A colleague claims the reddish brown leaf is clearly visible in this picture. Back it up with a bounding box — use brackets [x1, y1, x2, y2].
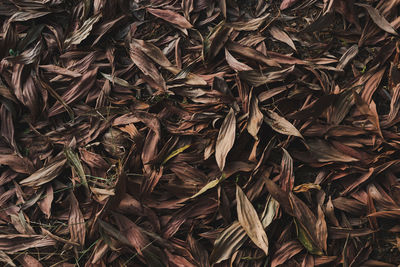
[147, 8, 193, 29]
[68, 193, 86, 246]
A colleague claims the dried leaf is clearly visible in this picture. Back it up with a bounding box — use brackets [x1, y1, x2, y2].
[270, 26, 296, 51]
[225, 48, 252, 71]
[129, 43, 166, 91]
[357, 4, 398, 36]
[19, 158, 66, 187]
[236, 185, 269, 256]
[271, 241, 303, 267]
[264, 109, 303, 138]
[247, 90, 263, 140]
[68, 193, 85, 246]
[215, 108, 236, 171]
[147, 8, 192, 29]
[64, 13, 102, 47]
[289, 193, 324, 255]
[209, 221, 247, 264]
[307, 139, 358, 162]
[280, 0, 300, 10]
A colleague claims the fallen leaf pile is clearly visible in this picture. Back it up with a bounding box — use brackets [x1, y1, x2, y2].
[0, 0, 400, 266]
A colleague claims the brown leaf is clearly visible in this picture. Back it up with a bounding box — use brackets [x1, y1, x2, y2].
[225, 13, 270, 31]
[337, 45, 358, 71]
[225, 48, 252, 71]
[280, 0, 300, 10]
[205, 23, 233, 63]
[271, 240, 303, 267]
[48, 68, 98, 117]
[19, 158, 66, 187]
[147, 8, 192, 29]
[270, 26, 296, 51]
[129, 43, 166, 91]
[263, 109, 303, 138]
[18, 254, 42, 267]
[68, 193, 85, 246]
[114, 213, 150, 256]
[279, 148, 295, 192]
[236, 186, 269, 256]
[226, 41, 280, 67]
[37, 185, 53, 219]
[64, 13, 102, 47]
[239, 66, 295, 87]
[209, 221, 247, 264]
[289, 192, 324, 254]
[0, 234, 56, 253]
[215, 108, 236, 171]
[247, 90, 263, 140]
[357, 4, 398, 36]
[307, 139, 358, 162]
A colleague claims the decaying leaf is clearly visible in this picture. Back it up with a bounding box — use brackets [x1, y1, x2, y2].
[68, 193, 85, 246]
[357, 4, 398, 36]
[247, 90, 263, 139]
[1, 0, 399, 265]
[264, 109, 303, 138]
[64, 13, 102, 47]
[215, 108, 236, 171]
[236, 186, 269, 256]
[147, 8, 192, 29]
[280, 0, 300, 10]
[19, 158, 66, 187]
[210, 221, 247, 264]
[270, 26, 296, 51]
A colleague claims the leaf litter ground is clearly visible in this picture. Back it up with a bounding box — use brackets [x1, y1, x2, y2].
[1, 0, 400, 266]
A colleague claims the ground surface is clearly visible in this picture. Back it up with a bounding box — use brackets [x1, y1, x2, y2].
[0, 0, 400, 266]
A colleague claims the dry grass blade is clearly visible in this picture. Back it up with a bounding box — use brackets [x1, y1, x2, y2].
[236, 185, 269, 256]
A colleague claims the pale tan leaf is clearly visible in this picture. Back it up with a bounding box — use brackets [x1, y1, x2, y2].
[236, 186, 269, 255]
[215, 108, 236, 171]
